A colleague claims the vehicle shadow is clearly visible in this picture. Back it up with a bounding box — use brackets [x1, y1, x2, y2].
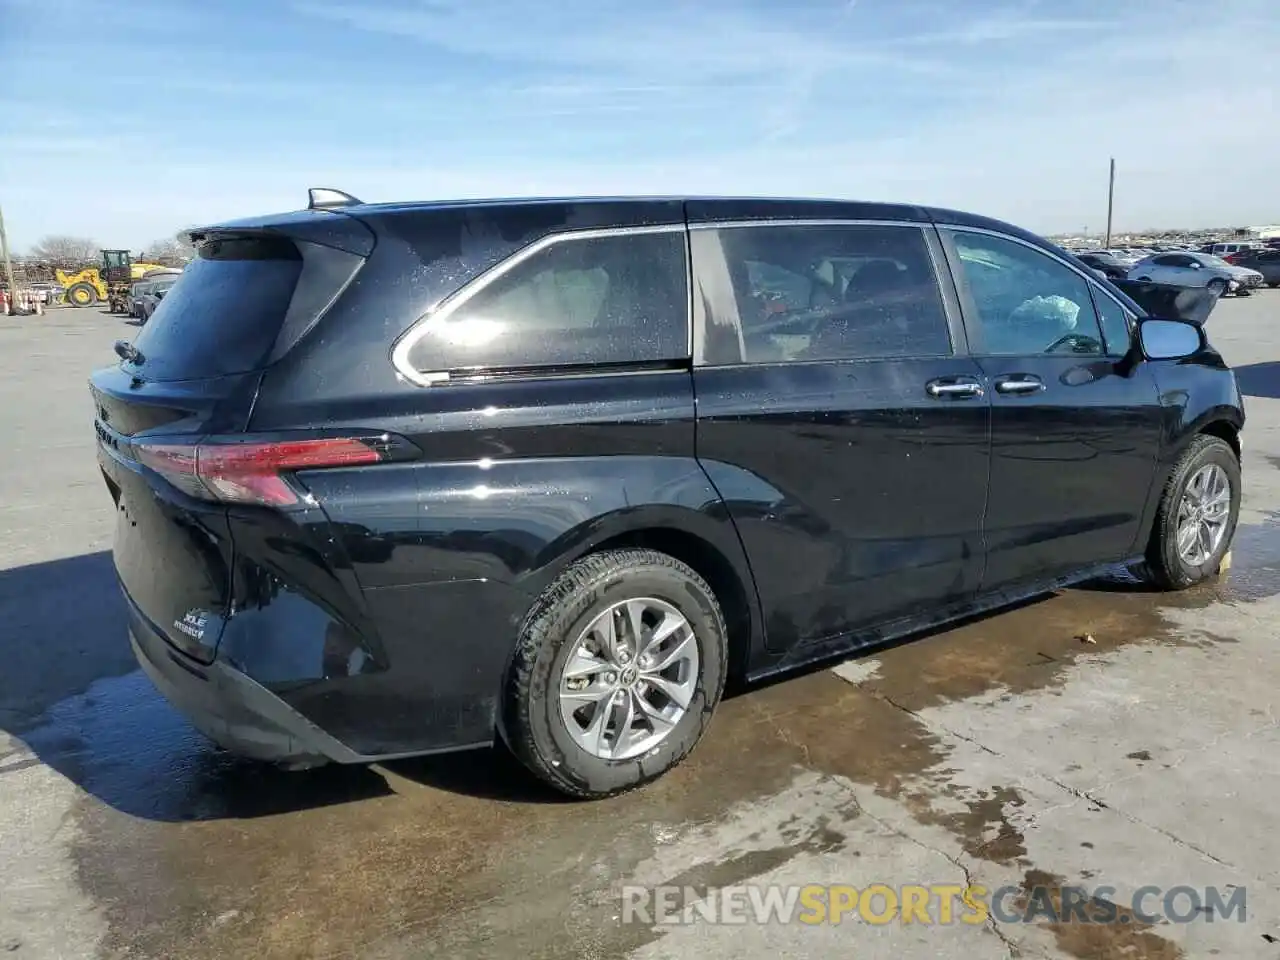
[1232, 361, 1280, 400]
[382, 747, 573, 804]
[0, 550, 395, 822]
[0, 550, 1172, 819]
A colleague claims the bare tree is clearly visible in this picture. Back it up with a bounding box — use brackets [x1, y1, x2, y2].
[142, 230, 196, 263]
[28, 235, 100, 264]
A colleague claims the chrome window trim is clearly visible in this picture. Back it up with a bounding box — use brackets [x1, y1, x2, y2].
[390, 223, 690, 388]
[937, 222, 1134, 348]
[688, 218, 929, 231]
[936, 222, 1129, 297]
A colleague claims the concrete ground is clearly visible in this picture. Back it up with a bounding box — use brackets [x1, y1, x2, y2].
[3, 296, 1280, 959]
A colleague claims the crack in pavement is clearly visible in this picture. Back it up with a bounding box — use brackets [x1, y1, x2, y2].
[870, 680, 1280, 881]
[828, 777, 1032, 960]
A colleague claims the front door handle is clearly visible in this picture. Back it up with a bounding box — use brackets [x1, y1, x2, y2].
[926, 378, 984, 399]
[993, 374, 1045, 395]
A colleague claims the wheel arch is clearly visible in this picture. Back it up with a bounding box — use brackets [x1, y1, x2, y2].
[1135, 409, 1243, 558]
[524, 504, 763, 680]
[1197, 417, 1241, 460]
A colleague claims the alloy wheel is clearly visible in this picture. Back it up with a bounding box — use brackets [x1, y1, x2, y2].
[1176, 463, 1231, 567]
[558, 597, 699, 760]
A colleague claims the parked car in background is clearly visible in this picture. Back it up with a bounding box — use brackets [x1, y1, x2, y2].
[1075, 251, 1130, 280]
[1225, 248, 1280, 287]
[1200, 241, 1263, 258]
[129, 281, 154, 318]
[137, 276, 179, 323]
[27, 282, 64, 305]
[1128, 252, 1264, 296]
[1100, 248, 1142, 265]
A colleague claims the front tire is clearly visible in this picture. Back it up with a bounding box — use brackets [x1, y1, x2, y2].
[503, 548, 728, 799]
[1207, 278, 1228, 297]
[65, 282, 97, 307]
[1144, 435, 1240, 590]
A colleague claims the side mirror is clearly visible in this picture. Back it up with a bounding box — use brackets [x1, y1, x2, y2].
[1138, 318, 1203, 361]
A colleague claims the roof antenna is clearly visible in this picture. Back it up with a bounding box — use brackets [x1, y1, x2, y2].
[308, 187, 363, 210]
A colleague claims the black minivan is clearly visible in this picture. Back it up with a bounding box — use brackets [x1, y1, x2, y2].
[91, 191, 1244, 798]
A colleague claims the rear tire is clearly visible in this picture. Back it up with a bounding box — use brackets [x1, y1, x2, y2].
[1143, 435, 1240, 590]
[503, 548, 728, 799]
[65, 282, 97, 307]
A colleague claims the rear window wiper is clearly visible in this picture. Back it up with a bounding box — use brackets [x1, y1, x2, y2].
[114, 340, 145, 365]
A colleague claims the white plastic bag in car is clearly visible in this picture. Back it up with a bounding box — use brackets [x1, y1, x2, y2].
[1010, 294, 1081, 330]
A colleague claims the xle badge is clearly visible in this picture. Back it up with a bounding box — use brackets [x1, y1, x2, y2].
[174, 609, 210, 641]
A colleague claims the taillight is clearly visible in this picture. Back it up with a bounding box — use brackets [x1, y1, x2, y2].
[134, 437, 390, 506]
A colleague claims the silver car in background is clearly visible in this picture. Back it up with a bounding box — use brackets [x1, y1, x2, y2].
[1128, 251, 1265, 297]
[128, 281, 155, 318]
[137, 276, 179, 323]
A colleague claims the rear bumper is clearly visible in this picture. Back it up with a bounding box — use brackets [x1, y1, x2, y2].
[128, 599, 364, 767]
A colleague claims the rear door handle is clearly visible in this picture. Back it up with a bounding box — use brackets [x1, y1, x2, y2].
[925, 377, 984, 399]
[993, 374, 1045, 395]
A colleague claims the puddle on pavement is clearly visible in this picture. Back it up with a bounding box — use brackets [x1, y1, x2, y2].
[1014, 869, 1187, 960]
[45, 519, 1280, 959]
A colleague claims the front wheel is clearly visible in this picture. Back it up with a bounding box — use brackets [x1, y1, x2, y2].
[1207, 278, 1228, 297]
[1143, 435, 1241, 590]
[503, 548, 728, 799]
[64, 282, 97, 307]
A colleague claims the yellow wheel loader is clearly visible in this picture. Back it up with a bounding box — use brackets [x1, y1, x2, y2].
[56, 253, 171, 308]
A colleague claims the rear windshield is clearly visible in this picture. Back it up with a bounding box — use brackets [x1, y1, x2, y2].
[128, 235, 302, 381]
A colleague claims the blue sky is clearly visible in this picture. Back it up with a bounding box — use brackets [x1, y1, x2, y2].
[1, 0, 1277, 251]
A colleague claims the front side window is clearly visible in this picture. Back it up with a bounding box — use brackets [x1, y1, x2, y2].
[404, 230, 688, 375]
[695, 223, 951, 365]
[951, 231, 1105, 357]
[1091, 288, 1134, 357]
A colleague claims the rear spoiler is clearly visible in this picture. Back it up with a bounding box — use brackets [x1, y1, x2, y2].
[1112, 279, 1221, 326]
[186, 206, 375, 258]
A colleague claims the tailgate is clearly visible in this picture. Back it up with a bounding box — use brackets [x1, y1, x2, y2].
[91, 365, 260, 662]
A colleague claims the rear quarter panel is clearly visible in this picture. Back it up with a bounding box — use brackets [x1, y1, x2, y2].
[245, 366, 761, 754]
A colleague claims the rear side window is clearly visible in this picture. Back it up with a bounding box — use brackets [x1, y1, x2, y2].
[129, 236, 302, 381]
[402, 229, 688, 376]
[694, 223, 952, 365]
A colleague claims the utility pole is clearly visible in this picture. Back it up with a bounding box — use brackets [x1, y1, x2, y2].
[1104, 157, 1116, 248]
[0, 204, 16, 315]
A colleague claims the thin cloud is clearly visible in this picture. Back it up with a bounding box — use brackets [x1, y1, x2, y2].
[1, 0, 1277, 249]
[291, 0, 949, 80]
